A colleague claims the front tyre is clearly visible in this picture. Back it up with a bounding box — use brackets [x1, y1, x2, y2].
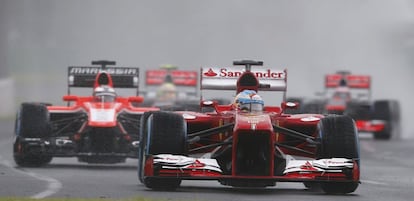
[138, 111, 187, 190]
[13, 137, 53, 167]
[13, 103, 53, 167]
[316, 115, 360, 194]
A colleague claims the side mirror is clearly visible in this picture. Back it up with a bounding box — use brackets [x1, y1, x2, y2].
[200, 100, 217, 108]
[63, 95, 78, 102]
[281, 101, 299, 110]
[128, 96, 144, 103]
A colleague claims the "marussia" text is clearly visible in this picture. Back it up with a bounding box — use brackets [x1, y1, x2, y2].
[70, 67, 138, 75]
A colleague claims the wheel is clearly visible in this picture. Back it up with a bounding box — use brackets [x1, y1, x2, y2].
[316, 115, 360, 194]
[13, 103, 52, 167]
[344, 102, 371, 120]
[13, 137, 53, 167]
[137, 111, 156, 183]
[15, 103, 51, 138]
[372, 100, 400, 140]
[138, 111, 187, 190]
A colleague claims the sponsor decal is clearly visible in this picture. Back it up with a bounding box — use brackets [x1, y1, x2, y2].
[90, 108, 115, 122]
[146, 70, 197, 86]
[69, 67, 138, 75]
[300, 161, 318, 171]
[188, 159, 206, 168]
[325, 74, 370, 88]
[203, 68, 284, 79]
[284, 158, 353, 174]
[182, 113, 196, 120]
[244, 115, 266, 131]
[300, 116, 320, 122]
[246, 116, 266, 124]
[203, 68, 218, 77]
[154, 154, 222, 173]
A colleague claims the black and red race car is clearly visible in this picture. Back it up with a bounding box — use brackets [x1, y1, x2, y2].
[13, 60, 158, 167]
[137, 60, 360, 194]
[139, 66, 201, 111]
[140, 65, 231, 111]
[288, 71, 400, 140]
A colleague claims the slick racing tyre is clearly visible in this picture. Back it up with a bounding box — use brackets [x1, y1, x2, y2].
[138, 111, 156, 183]
[344, 102, 371, 120]
[138, 111, 187, 190]
[13, 137, 53, 167]
[372, 100, 401, 140]
[13, 103, 53, 167]
[316, 115, 360, 194]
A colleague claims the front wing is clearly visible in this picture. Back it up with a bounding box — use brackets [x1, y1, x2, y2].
[144, 154, 359, 182]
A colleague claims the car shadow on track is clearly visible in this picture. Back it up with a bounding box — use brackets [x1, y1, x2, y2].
[16, 158, 138, 171]
[139, 182, 360, 197]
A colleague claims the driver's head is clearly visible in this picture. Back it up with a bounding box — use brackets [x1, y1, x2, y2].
[233, 90, 264, 112]
[93, 85, 116, 102]
[156, 82, 177, 102]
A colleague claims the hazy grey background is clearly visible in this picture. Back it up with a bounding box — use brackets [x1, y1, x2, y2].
[1, 0, 413, 138]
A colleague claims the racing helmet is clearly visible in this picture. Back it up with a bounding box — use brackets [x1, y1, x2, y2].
[93, 85, 116, 102]
[156, 82, 177, 102]
[233, 90, 264, 112]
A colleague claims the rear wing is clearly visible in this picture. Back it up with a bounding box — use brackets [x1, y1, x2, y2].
[145, 70, 197, 86]
[201, 67, 287, 91]
[325, 74, 370, 89]
[143, 69, 199, 99]
[67, 66, 140, 94]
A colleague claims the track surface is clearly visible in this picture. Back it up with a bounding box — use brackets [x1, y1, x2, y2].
[1, 119, 413, 201]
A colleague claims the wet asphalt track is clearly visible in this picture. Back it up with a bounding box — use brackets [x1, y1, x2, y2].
[1, 118, 413, 201]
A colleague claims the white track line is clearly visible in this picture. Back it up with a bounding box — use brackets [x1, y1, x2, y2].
[0, 155, 62, 199]
[361, 179, 388, 186]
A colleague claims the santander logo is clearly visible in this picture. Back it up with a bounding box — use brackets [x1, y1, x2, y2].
[203, 68, 284, 79]
[203, 68, 217, 77]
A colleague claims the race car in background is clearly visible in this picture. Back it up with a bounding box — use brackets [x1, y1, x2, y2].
[287, 71, 400, 140]
[13, 60, 158, 167]
[140, 64, 231, 111]
[137, 60, 360, 194]
[139, 65, 200, 111]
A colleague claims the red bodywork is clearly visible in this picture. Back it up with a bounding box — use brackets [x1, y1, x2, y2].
[49, 70, 158, 127]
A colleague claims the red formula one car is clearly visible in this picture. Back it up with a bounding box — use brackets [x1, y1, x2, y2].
[13, 60, 158, 167]
[137, 60, 360, 194]
[288, 71, 400, 140]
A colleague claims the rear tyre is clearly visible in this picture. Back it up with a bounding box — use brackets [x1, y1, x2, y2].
[316, 115, 360, 194]
[372, 100, 400, 140]
[138, 111, 187, 190]
[13, 103, 53, 167]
